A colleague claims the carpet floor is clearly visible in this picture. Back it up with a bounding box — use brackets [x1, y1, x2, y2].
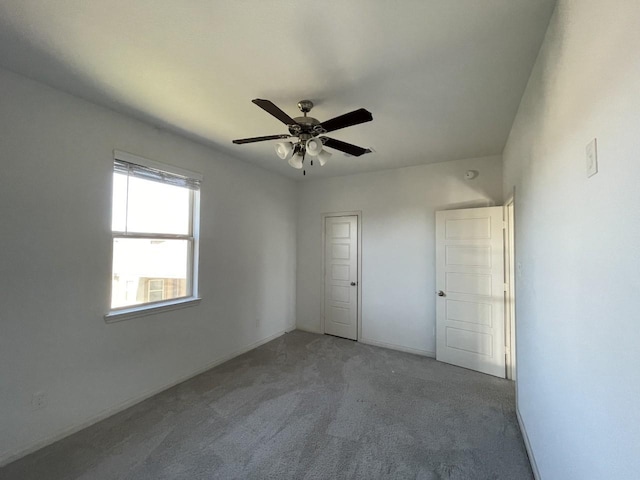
[0, 331, 533, 479]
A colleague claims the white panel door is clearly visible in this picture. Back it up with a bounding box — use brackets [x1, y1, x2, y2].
[435, 207, 505, 378]
[324, 216, 358, 340]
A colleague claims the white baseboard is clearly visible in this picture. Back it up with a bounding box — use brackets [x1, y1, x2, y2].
[0, 329, 288, 467]
[517, 406, 541, 480]
[294, 330, 436, 359]
[294, 325, 322, 334]
[359, 337, 436, 358]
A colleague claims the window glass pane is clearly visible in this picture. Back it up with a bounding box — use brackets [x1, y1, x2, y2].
[126, 176, 190, 235]
[111, 238, 189, 309]
[112, 172, 128, 232]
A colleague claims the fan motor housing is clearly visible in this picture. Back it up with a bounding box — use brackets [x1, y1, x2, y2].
[289, 115, 323, 137]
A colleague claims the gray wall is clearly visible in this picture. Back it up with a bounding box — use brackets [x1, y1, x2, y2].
[0, 67, 297, 464]
[503, 1, 640, 478]
[296, 156, 503, 355]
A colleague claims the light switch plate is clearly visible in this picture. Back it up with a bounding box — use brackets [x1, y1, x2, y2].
[586, 138, 598, 177]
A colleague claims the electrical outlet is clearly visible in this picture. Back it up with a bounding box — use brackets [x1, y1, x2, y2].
[31, 392, 46, 411]
[586, 138, 598, 177]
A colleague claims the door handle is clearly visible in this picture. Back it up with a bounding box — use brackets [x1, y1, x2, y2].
[437, 290, 446, 297]
[351, 282, 357, 286]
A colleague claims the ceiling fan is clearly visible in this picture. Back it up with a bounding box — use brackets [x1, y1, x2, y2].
[232, 99, 373, 175]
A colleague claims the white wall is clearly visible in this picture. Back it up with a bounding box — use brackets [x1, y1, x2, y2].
[0, 67, 297, 465]
[503, 1, 640, 478]
[296, 156, 503, 355]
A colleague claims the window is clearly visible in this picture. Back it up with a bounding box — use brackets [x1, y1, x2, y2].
[108, 150, 201, 317]
[147, 279, 165, 302]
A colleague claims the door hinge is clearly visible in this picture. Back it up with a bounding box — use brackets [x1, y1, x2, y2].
[504, 283, 508, 292]
[503, 221, 507, 229]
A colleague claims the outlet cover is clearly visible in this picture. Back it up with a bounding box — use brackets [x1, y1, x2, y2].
[586, 138, 598, 177]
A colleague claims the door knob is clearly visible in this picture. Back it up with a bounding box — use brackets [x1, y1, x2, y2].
[437, 290, 445, 297]
[351, 282, 357, 286]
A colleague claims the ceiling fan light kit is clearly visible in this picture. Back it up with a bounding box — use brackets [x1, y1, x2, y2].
[288, 154, 303, 169]
[317, 149, 331, 166]
[305, 137, 324, 156]
[275, 142, 293, 160]
[233, 99, 373, 175]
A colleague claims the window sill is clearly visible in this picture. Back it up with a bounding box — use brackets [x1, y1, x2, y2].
[104, 297, 201, 323]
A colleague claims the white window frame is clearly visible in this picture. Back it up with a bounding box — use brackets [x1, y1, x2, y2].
[105, 150, 202, 322]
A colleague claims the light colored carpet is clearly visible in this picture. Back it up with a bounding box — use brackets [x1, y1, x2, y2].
[0, 331, 533, 479]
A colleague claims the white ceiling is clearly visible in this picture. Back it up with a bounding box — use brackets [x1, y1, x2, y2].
[0, 0, 556, 180]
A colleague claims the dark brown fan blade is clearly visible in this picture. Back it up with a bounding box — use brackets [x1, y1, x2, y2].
[322, 137, 371, 157]
[319, 108, 373, 133]
[232, 134, 292, 144]
[252, 99, 298, 125]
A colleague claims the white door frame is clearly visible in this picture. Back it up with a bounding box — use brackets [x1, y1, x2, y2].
[321, 211, 362, 341]
[504, 191, 517, 381]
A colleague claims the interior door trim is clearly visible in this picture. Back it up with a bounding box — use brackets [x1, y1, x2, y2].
[504, 188, 517, 382]
[321, 211, 362, 341]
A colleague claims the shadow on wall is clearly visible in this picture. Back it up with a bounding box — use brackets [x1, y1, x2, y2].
[436, 171, 500, 211]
